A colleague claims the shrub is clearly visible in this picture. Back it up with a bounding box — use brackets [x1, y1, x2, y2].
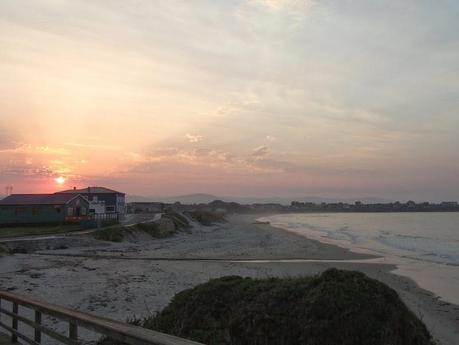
[186, 210, 226, 226]
[93, 221, 178, 242]
[0, 244, 11, 256]
[93, 226, 125, 242]
[163, 211, 190, 229]
[135, 222, 167, 238]
[100, 269, 434, 345]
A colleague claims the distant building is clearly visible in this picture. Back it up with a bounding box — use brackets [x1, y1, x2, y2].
[0, 193, 90, 225]
[406, 200, 416, 208]
[441, 201, 458, 207]
[128, 202, 165, 213]
[57, 187, 126, 215]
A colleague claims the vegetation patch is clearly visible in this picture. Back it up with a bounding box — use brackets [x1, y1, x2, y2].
[99, 269, 434, 345]
[186, 210, 226, 226]
[0, 224, 82, 239]
[93, 220, 179, 242]
[135, 222, 171, 238]
[163, 210, 190, 229]
[93, 225, 126, 242]
[0, 244, 11, 256]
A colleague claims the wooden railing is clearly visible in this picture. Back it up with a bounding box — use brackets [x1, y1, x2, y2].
[0, 290, 203, 345]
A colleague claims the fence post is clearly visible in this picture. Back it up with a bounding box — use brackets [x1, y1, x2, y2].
[69, 321, 78, 341]
[34, 310, 42, 343]
[12, 302, 18, 343]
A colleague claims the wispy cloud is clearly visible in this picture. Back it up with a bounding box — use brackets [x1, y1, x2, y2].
[0, 0, 458, 198]
[0, 127, 19, 151]
[185, 134, 204, 143]
[250, 146, 270, 161]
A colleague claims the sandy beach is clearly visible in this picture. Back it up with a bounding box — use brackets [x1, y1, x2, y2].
[1, 214, 458, 344]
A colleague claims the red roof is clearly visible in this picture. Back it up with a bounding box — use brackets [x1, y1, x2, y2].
[57, 187, 124, 195]
[0, 194, 88, 206]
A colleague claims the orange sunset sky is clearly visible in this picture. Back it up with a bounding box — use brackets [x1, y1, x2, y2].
[0, 0, 458, 201]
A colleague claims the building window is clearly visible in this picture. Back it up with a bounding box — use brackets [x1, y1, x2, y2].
[67, 207, 74, 216]
[15, 207, 25, 215]
[55, 206, 61, 213]
[81, 207, 87, 216]
[106, 206, 115, 212]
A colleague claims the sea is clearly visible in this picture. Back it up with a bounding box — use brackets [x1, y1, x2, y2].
[258, 212, 459, 305]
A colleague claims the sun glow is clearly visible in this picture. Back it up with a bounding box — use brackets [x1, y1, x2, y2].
[55, 176, 66, 185]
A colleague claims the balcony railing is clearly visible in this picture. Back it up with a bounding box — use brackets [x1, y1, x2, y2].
[0, 290, 203, 345]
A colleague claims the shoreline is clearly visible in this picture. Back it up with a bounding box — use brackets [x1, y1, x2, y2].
[256, 212, 459, 305]
[248, 214, 459, 344]
[0, 214, 457, 344]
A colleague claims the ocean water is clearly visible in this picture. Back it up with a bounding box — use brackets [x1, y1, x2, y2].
[259, 212, 459, 304]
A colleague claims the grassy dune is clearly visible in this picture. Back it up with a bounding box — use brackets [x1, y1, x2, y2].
[100, 269, 434, 345]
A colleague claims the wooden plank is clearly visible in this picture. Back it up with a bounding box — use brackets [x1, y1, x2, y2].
[68, 322, 77, 341]
[0, 308, 76, 345]
[0, 291, 203, 345]
[11, 304, 17, 343]
[0, 331, 18, 345]
[0, 321, 39, 345]
[34, 310, 41, 343]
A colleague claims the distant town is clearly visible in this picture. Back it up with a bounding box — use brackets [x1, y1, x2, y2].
[1, 186, 458, 227]
[0, 187, 459, 226]
[129, 199, 459, 215]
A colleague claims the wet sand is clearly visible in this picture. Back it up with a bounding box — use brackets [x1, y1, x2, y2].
[0, 214, 458, 344]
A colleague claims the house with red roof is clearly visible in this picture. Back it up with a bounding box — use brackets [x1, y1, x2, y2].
[0, 186, 125, 225]
[57, 187, 126, 215]
[0, 193, 90, 225]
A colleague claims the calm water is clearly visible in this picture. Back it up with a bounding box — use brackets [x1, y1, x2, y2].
[260, 212, 459, 304]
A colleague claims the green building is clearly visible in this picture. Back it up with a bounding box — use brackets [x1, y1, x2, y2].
[0, 193, 90, 225]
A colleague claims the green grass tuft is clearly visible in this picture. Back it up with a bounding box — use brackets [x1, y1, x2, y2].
[93, 220, 179, 242]
[0, 244, 11, 256]
[93, 225, 126, 242]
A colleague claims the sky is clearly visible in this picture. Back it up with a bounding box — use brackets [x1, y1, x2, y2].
[0, 0, 458, 201]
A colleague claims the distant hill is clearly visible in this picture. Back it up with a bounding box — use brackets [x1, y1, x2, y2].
[127, 193, 394, 205]
[127, 193, 220, 204]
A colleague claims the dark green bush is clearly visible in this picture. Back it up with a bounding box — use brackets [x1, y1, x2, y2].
[93, 221, 178, 242]
[0, 244, 11, 256]
[163, 211, 190, 229]
[93, 226, 125, 242]
[135, 222, 161, 236]
[186, 210, 226, 226]
[100, 269, 434, 345]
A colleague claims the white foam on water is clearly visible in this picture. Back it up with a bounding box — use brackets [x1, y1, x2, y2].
[259, 212, 459, 305]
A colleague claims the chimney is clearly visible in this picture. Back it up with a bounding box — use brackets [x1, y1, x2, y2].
[73, 186, 76, 190]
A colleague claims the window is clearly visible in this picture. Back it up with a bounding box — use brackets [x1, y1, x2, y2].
[15, 207, 25, 215]
[67, 207, 74, 216]
[106, 206, 115, 212]
[81, 207, 87, 216]
[55, 206, 61, 213]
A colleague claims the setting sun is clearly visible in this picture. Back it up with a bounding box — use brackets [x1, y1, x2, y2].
[55, 176, 65, 185]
